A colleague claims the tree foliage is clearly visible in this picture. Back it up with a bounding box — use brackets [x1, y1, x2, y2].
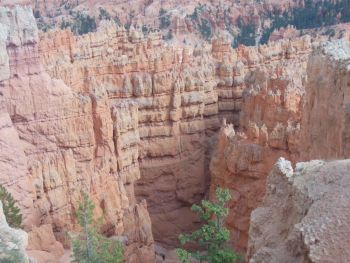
[187, 4, 212, 40]
[159, 8, 171, 29]
[232, 17, 256, 48]
[99, 8, 111, 20]
[71, 193, 123, 263]
[199, 19, 212, 40]
[60, 11, 97, 35]
[0, 185, 22, 229]
[176, 188, 241, 263]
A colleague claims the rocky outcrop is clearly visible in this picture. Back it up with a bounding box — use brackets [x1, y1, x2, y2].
[0, 6, 154, 262]
[0, 5, 38, 230]
[0, 201, 34, 263]
[248, 158, 350, 263]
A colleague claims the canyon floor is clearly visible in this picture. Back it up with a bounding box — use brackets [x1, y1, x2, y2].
[1, 1, 350, 263]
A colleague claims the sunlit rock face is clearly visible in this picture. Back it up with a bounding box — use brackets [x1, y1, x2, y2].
[37, 22, 218, 247]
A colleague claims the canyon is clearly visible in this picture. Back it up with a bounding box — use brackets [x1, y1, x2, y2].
[1, 2, 350, 263]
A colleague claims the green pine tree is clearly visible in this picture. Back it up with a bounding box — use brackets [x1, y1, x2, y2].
[71, 192, 123, 263]
[0, 185, 22, 228]
[176, 188, 242, 263]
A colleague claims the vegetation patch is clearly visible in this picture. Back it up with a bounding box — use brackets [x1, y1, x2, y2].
[176, 188, 242, 263]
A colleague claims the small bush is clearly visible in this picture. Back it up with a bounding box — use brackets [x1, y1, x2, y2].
[142, 25, 150, 35]
[60, 11, 97, 35]
[73, 12, 97, 35]
[324, 28, 335, 37]
[163, 30, 173, 40]
[71, 193, 123, 263]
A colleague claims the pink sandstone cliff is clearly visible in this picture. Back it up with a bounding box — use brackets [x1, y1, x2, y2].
[3, 7, 311, 255]
[0, 6, 154, 263]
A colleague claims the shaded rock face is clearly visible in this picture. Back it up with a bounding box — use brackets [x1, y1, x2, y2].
[209, 38, 350, 253]
[248, 158, 350, 263]
[0, 201, 35, 263]
[0, 7, 154, 262]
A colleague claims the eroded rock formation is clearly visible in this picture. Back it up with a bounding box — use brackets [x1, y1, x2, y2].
[0, 6, 154, 262]
[209, 39, 350, 254]
[0, 3, 339, 256]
